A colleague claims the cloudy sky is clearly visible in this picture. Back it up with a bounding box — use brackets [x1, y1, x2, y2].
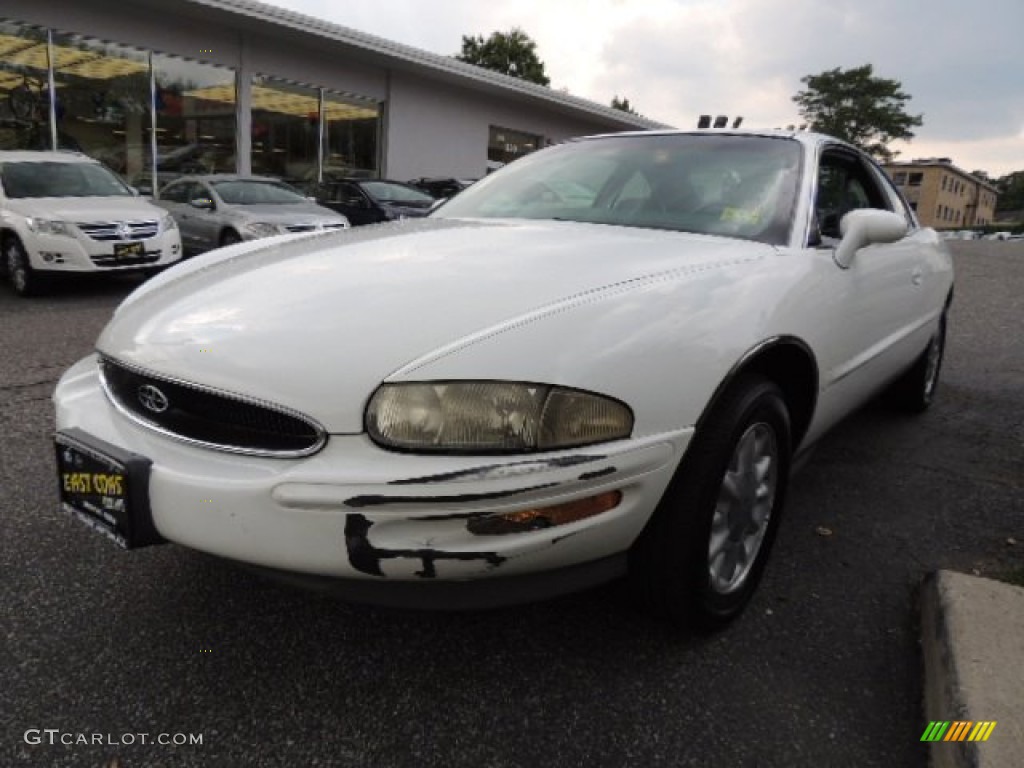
[271, 0, 1022, 177]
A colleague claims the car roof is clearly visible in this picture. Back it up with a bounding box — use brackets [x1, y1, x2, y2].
[0, 150, 99, 164]
[578, 128, 847, 151]
[323, 177, 406, 183]
[323, 178, 421, 187]
[169, 174, 284, 184]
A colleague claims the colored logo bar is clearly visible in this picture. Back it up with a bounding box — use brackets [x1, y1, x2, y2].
[921, 721, 997, 742]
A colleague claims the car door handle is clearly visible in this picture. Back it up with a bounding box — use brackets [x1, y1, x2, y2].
[911, 268, 923, 286]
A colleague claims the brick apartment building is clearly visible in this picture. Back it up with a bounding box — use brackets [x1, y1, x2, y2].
[883, 158, 998, 230]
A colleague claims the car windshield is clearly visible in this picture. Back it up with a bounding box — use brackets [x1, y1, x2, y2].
[361, 181, 434, 204]
[435, 133, 803, 245]
[210, 180, 308, 205]
[1, 161, 133, 198]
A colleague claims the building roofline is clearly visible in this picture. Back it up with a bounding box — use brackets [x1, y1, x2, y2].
[883, 159, 998, 192]
[183, 0, 672, 131]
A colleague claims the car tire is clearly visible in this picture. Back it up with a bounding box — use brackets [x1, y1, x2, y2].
[220, 229, 241, 247]
[630, 374, 792, 631]
[888, 311, 946, 413]
[4, 235, 45, 297]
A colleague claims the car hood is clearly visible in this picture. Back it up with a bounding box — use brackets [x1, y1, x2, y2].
[6, 196, 166, 221]
[98, 218, 769, 432]
[222, 203, 344, 222]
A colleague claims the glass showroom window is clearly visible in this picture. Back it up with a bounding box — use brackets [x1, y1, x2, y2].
[250, 77, 320, 183]
[0, 21, 55, 151]
[323, 90, 379, 179]
[251, 78, 380, 183]
[44, 32, 150, 174]
[488, 125, 543, 169]
[151, 53, 236, 190]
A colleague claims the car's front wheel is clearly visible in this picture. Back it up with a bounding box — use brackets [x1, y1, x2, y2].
[888, 312, 947, 413]
[220, 229, 241, 247]
[4, 236, 45, 297]
[630, 375, 792, 630]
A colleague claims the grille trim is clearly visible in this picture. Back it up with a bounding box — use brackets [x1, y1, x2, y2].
[77, 220, 160, 241]
[98, 356, 328, 458]
[284, 223, 348, 233]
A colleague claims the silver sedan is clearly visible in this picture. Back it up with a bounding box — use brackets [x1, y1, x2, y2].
[155, 174, 349, 253]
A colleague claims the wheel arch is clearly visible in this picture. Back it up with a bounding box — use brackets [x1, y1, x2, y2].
[0, 226, 22, 248]
[695, 336, 819, 452]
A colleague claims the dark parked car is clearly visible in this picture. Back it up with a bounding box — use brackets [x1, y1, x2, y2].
[305, 179, 436, 225]
[407, 177, 474, 199]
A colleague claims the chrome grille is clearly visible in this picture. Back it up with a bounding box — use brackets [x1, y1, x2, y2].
[99, 358, 326, 457]
[77, 220, 160, 241]
[284, 223, 347, 233]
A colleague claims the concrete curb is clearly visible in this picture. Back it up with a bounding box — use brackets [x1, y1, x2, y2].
[920, 570, 1024, 768]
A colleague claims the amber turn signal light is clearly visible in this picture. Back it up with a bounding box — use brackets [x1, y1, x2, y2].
[468, 490, 622, 535]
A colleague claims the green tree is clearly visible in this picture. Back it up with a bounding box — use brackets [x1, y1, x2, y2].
[611, 95, 638, 115]
[793, 64, 923, 162]
[994, 171, 1024, 212]
[456, 28, 550, 86]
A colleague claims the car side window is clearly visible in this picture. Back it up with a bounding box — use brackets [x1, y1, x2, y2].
[337, 182, 366, 204]
[814, 150, 891, 241]
[867, 162, 916, 229]
[161, 183, 183, 203]
[191, 183, 214, 206]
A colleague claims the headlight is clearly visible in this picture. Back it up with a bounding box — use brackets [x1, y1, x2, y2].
[366, 382, 633, 453]
[27, 218, 71, 236]
[160, 214, 177, 232]
[243, 222, 281, 237]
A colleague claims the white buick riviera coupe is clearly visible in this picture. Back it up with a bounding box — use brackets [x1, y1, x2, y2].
[54, 131, 953, 629]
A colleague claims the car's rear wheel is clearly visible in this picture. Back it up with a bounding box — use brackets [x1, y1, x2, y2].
[220, 229, 241, 247]
[888, 312, 946, 413]
[4, 236, 45, 297]
[630, 375, 791, 630]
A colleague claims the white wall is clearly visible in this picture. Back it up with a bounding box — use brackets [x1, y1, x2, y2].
[385, 70, 632, 181]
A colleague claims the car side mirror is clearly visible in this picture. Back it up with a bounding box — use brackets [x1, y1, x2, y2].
[833, 209, 908, 269]
[344, 197, 368, 208]
[189, 197, 214, 210]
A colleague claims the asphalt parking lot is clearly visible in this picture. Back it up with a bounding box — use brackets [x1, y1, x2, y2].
[2, 241, 1022, 768]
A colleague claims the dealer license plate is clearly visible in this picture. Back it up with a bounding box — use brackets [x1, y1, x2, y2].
[113, 241, 145, 259]
[55, 429, 162, 549]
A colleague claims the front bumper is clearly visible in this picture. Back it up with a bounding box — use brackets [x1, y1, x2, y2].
[25, 229, 182, 272]
[54, 356, 691, 600]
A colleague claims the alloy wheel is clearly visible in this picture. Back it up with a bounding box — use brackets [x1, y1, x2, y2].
[707, 421, 779, 595]
[922, 325, 944, 402]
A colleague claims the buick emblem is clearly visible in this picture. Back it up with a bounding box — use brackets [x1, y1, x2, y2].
[116, 222, 133, 240]
[137, 384, 169, 414]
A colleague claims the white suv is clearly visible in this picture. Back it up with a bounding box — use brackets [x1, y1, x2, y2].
[0, 151, 183, 296]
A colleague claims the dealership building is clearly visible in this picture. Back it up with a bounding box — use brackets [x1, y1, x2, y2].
[0, 0, 667, 190]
